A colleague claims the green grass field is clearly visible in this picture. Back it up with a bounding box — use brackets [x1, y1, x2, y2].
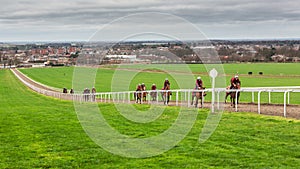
[19, 63, 300, 104]
[1, 68, 300, 168]
[19, 63, 300, 90]
[105, 62, 300, 76]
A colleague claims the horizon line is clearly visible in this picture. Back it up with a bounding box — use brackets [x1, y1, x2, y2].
[1, 37, 300, 44]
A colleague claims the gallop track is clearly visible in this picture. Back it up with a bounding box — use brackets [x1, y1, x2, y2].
[11, 68, 300, 120]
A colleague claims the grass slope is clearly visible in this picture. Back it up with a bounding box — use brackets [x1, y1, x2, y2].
[0, 69, 300, 168]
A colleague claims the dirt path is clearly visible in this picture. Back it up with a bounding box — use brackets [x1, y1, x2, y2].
[12, 69, 58, 92]
[11, 68, 300, 120]
[164, 100, 300, 120]
[214, 102, 300, 120]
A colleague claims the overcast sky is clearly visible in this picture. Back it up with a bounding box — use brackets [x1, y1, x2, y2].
[0, 0, 300, 41]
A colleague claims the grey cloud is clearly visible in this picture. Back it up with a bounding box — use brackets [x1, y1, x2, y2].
[1, 0, 300, 24]
[0, 0, 300, 40]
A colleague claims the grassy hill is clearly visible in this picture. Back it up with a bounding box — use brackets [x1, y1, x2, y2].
[0, 69, 300, 168]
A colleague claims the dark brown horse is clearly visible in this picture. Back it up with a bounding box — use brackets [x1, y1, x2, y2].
[134, 89, 142, 104]
[191, 87, 206, 108]
[142, 88, 147, 102]
[63, 88, 68, 93]
[161, 84, 172, 105]
[150, 90, 157, 101]
[225, 83, 240, 106]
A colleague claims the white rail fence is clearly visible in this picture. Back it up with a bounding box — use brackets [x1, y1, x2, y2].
[87, 89, 300, 117]
[12, 69, 300, 118]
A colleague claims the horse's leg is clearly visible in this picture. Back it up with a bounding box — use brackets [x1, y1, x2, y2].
[232, 94, 236, 107]
[165, 95, 168, 105]
[195, 96, 198, 108]
[161, 93, 164, 102]
[200, 97, 203, 108]
[225, 92, 229, 103]
[167, 95, 169, 105]
[191, 95, 194, 105]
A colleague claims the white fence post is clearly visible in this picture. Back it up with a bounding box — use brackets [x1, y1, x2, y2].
[268, 91, 271, 104]
[156, 91, 159, 104]
[284, 91, 288, 117]
[176, 91, 179, 106]
[202, 90, 205, 108]
[258, 90, 263, 114]
[128, 92, 131, 103]
[235, 90, 239, 112]
[187, 90, 190, 107]
[217, 90, 220, 110]
[284, 90, 293, 118]
[287, 91, 290, 105]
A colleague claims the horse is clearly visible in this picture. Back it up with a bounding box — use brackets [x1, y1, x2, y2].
[63, 88, 68, 94]
[134, 89, 142, 104]
[161, 84, 172, 105]
[142, 88, 147, 102]
[225, 83, 240, 107]
[150, 90, 157, 101]
[225, 86, 231, 103]
[191, 87, 206, 108]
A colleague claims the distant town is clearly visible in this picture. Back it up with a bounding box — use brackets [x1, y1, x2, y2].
[1, 40, 300, 68]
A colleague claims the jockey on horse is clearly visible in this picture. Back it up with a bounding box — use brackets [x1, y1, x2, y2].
[191, 76, 206, 107]
[150, 83, 157, 101]
[195, 76, 204, 90]
[136, 84, 142, 91]
[151, 84, 157, 90]
[225, 75, 241, 104]
[163, 78, 170, 90]
[141, 83, 147, 101]
[161, 78, 171, 104]
[141, 83, 146, 91]
[230, 75, 241, 90]
[135, 84, 142, 103]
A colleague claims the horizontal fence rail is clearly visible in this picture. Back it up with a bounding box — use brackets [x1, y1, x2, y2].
[11, 69, 300, 118]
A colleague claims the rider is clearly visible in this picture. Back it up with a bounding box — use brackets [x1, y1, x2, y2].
[163, 78, 170, 89]
[150, 84, 157, 101]
[195, 76, 203, 89]
[141, 83, 146, 91]
[230, 75, 241, 89]
[136, 84, 142, 91]
[151, 84, 156, 90]
[91, 87, 96, 93]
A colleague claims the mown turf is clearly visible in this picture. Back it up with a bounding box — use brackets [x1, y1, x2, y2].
[1, 69, 300, 168]
[19, 63, 300, 104]
[19, 63, 300, 90]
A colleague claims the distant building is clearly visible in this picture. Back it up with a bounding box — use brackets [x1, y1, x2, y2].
[105, 55, 137, 62]
[271, 55, 286, 62]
